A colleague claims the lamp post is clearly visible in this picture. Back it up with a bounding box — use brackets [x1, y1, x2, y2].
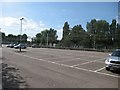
[93, 35, 95, 49]
[46, 33, 48, 47]
[90, 34, 95, 49]
[19, 18, 24, 52]
[89, 34, 92, 48]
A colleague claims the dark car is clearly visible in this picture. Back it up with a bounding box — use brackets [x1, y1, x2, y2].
[31, 44, 41, 48]
[14, 44, 27, 49]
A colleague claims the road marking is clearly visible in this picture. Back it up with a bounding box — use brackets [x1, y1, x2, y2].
[44, 56, 72, 60]
[94, 67, 106, 72]
[9, 51, 119, 78]
[55, 58, 84, 63]
[71, 58, 105, 67]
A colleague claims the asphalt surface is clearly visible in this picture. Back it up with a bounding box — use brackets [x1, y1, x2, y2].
[2, 46, 120, 88]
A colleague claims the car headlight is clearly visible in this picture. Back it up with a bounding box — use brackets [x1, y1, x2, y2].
[105, 58, 110, 64]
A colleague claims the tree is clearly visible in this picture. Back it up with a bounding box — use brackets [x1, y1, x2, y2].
[7, 34, 14, 43]
[70, 25, 86, 47]
[35, 33, 42, 45]
[87, 19, 110, 49]
[48, 28, 58, 45]
[61, 22, 70, 47]
[22, 34, 27, 43]
[115, 23, 120, 48]
[86, 19, 97, 48]
[94, 20, 109, 49]
[2, 32, 6, 43]
[109, 19, 117, 42]
[62, 22, 70, 40]
[41, 29, 49, 45]
[35, 28, 58, 46]
[87, 19, 97, 34]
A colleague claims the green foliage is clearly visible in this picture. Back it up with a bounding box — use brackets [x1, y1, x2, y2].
[70, 25, 86, 47]
[86, 19, 119, 49]
[35, 33, 42, 44]
[22, 34, 28, 43]
[2, 18, 120, 49]
[62, 22, 70, 40]
[61, 23, 89, 48]
[2, 34, 28, 44]
[61, 19, 119, 49]
[34, 28, 58, 46]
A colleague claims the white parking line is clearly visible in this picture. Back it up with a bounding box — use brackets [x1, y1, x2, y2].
[71, 58, 105, 67]
[94, 67, 106, 72]
[55, 58, 84, 63]
[6, 51, 119, 78]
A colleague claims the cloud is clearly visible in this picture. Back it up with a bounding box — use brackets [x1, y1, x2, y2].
[55, 26, 63, 40]
[0, 16, 62, 40]
[95, 18, 101, 21]
[0, 17, 19, 27]
[57, 29, 63, 40]
[0, 16, 47, 37]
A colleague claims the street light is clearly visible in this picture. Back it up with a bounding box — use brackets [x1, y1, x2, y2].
[90, 34, 95, 49]
[93, 35, 96, 49]
[47, 33, 48, 47]
[19, 18, 24, 52]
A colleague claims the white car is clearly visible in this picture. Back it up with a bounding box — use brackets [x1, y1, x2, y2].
[105, 49, 120, 71]
[14, 44, 27, 49]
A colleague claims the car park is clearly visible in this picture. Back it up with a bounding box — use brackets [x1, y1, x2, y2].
[105, 49, 120, 71]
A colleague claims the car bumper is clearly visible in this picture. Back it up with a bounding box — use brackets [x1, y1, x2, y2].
[105, 60, 120, 70]
[106, 64, 120, 70]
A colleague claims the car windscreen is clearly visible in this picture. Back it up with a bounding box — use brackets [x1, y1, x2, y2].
[111, 51, 120, 57]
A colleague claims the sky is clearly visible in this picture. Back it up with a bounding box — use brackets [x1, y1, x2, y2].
[0, 2, 118, 40]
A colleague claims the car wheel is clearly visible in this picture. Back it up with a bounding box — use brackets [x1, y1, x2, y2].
[106, 67, 110, 71]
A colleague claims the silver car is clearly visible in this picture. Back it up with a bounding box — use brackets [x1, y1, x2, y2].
[105, 49, 120, 71]
[14, 44, 27, 49]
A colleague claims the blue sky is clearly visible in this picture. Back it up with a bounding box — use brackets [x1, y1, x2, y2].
[1, 2, 118, 40]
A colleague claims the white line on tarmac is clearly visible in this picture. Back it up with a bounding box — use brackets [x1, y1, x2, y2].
[14, 53, 120, 78]
[4, 50, 119, 78]
[94, 67, 106, 72]
[71, 58, 105, 67]
[55, 58, 83, 63]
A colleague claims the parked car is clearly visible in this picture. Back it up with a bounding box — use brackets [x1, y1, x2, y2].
[105, 49, 120, 71]
[31, 44, 41, 48]
[6, 44, 15, 48]
[6, 44, 11, 47]
[14, 44, 27, 49]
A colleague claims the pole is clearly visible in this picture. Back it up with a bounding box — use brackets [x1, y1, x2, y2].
[19, 18, 24, 52]
[47, 33, 48, 47]
[93, 35, 96, 49]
